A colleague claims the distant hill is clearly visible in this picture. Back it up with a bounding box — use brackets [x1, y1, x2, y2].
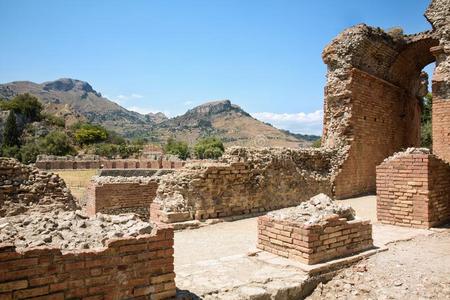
[0, 78, 317, 147]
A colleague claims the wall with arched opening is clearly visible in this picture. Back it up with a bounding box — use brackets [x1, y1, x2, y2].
[321, 24, 439, 199]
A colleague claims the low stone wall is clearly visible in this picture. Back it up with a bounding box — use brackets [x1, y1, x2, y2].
[376, 148, 450, 228]
[0, 158, 76, 217]
[0, 226, 175, 300]
[85, 177, 158, 219]
[257, 215, 373, 265]
[35, 158, 185, 170]
[152, 147, 335, 224]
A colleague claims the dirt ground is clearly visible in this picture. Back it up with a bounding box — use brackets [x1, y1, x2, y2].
[53, 169, 97, 200]
[308, 229, 450, 300]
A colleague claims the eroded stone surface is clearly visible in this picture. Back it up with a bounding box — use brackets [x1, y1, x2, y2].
[267, 193, 355, 225]
[0, 158, 76, 217]
[0, 210, 154, 250]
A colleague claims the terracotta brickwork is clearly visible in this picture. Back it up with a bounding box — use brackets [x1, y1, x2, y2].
[376, 150, 450, 228]
[35, 159, 185, 170]
[432, 98, 450, 163]
[333, 69, 421, 198]
[153, 148, 335, 224]
[0, 226, 176, 300]
[85, 179, 158, 218]
[257, 215, 373, 265]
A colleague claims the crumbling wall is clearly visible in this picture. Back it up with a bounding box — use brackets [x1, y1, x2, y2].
[322, 24, 438, 198]
[85, 176, 158, 219]
[427, 0, 450, 163]
[153, 147, 335, 223]
[0, 225, 175, 299]
[0, 158, 76, 217]
[376, 148, 450, 228]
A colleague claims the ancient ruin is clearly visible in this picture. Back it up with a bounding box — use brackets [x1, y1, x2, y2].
[1, 0, 450, 299]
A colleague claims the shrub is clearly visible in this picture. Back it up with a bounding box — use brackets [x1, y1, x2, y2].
[40, 131, 76, 156]
[0, 93, 42, 122]
[312, 138, 321, 148]
[19, 142, 41, 164]
[194, 137, 224, 159]
[42, 113, 65, 127]
[164, 138, 189, 160]
[74, 123, 108, 145]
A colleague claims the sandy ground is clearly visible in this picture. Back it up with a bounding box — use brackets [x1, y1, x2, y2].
[308, 229, 450, 300]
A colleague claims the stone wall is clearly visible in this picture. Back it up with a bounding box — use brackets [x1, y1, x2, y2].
[0, 158, 76, 217]
[376, 148, 450, 228]
[85, 177, 158, 219]
[152, 147, 335, 223]
[0, 226, 176, 300]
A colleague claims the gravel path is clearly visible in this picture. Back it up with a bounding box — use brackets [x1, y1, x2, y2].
[308, 229, 450, 300]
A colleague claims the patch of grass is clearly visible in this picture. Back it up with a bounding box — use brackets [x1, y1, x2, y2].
[53, 169, 97, 200]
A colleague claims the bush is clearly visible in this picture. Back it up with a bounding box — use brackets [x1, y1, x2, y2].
[92, 143, 143, 159]
[40, 131, 76, 156]
[74, 123, 108, 145]
[0, 93, 42, 122]
[1, 145, 20, 160]
[19, 142, 41, 164]
[164, 138, 189, 160]
[194, 137, 224, 159]
[42, 113, 65, 127]
[421, 93, 432, 149]
[312, 138, 321, 148]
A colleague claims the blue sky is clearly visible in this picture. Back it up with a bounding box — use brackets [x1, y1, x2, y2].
[0, 0, 434, 135]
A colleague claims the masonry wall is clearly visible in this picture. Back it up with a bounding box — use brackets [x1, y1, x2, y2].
[257, 215, 373, 265]
[153, 148, 335, 224]
[35, 159, 185, 170]
[0, 226, 175, 300]
[376, 151, 450, 228]
[333, 69, 421, 199]
[85, 180, 158, 219]
[432, 98, 450, 163]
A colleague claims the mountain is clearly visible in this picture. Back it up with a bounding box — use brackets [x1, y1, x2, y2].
[0, 78, 316, 147]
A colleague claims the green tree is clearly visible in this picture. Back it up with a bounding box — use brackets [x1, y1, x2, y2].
[3, 111, 20, 147]
[164, 137, 189, 160]
[421, 93, 433, 149]
[194, 137, 224, 159]
[74, 124, 108, 145]
[0, 93, 42, 122]
[19, 142, 41, 164]
[40, 131, 76, 156]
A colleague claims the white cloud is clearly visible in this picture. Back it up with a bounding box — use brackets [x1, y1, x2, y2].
[252, 110, 323, 135]
[127, 106, 158, 115]
[107, 93, 144, 105]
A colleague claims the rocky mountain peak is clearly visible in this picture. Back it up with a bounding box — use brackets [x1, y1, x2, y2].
[186, 100, 245, 116]
[42, 78, 101, 97]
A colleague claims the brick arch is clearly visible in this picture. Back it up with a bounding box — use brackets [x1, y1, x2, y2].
[322, 25, 439, 199]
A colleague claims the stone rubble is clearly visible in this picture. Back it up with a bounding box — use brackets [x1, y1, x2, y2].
[267, 193, 355, 225]
[0, 158, 77, 217]
[0, 210, 154, 250]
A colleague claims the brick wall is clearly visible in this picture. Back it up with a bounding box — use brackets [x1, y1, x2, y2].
[333, 69, 421, 199]
[0, 226, 175, 300]
[376, 151, 450, 228]
[432, 98, 450, 163]
[85, 180, 158, 219]
[35, 159, 185, 170]
[257, 215, 373, 265]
